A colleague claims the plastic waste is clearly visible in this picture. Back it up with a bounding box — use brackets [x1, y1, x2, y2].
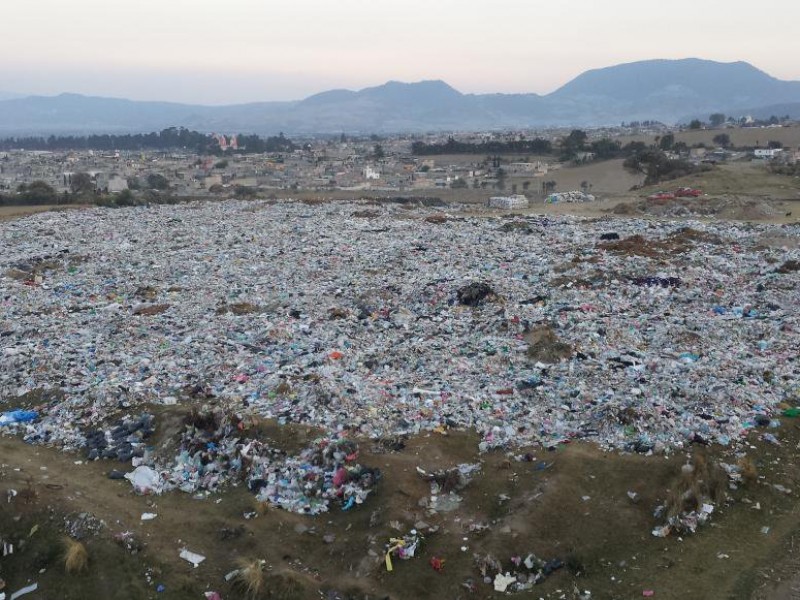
[0, 411, 38, 426]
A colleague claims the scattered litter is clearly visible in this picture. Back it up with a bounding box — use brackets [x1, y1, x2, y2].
[141, 513, 158, 521]
[179, 548, 206, 568]
[493, 573, 517, 592]
[385, 530, 422, 572]
[430, 556, 445, 572]
[9, 584, 38, 600]
[476, 551, 563, 592]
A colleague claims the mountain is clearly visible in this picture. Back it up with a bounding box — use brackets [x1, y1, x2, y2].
[0, 90, 24, 101]
[1, 59, 799, 135]
[548, 59, 800, 124]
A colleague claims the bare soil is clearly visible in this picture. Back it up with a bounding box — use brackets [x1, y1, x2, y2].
[5, 417, 800, 600]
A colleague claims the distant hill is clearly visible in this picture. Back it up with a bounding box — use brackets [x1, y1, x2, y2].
[1, 59, 799, 135]
[0, 90, 24, 101]
[550, 59, 800, 124]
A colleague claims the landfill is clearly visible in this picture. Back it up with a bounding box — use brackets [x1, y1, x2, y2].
[1, 200, 799, 508]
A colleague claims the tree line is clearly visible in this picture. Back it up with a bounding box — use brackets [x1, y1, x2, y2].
[411, 137, 553, 156]
[0, 127, 296, 155]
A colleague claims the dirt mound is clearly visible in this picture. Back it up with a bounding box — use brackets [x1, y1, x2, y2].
[599, 235, 672, 258]
[776, 260, 800, 274]
[525, 325, 573, 363]
[668, 227, 723, 245]
[498, 221, 533, 234]
[457, 281, 497, 306]
[612, 196, 782, 221]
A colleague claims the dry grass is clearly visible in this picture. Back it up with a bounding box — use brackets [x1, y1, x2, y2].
[738, 456, 759, 485]
[664, 452, 727, 522]
[234, 559, 303, 600]
[235, 558, 267, 599]
[63, 537, 89, 574]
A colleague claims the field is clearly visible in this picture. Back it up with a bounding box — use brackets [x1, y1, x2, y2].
[0, 204, 88, 222]
[616, 124, 800, 149]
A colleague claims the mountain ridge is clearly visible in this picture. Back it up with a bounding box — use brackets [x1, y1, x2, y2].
[1, 59, 799, 135]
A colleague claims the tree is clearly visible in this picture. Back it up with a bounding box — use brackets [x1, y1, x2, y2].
[673, 141, 689, 153]
[712, 133, 731, 148]
[709, 113, 726, 127]
[115, 189, 136, 206]
[373, 144, 385, 160]
[768, 140, 783, 149]
[590, 138, 623, 159]
[623, 148, 710, 185]
[689, 119, 704, 130]
[659, 133, 675, 151]
[70, 172, 94, 195]
[561, 129, 588, 159]
[147, 174, 170, 190]
[17, 180, 57, 205]
[214, 160, 228, 169]
[233, 185, 257, 198]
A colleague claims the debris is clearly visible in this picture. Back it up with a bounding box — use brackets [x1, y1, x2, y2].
[430, 556, 445, 572]
[457, 282, 496, 306]
[125, 466, 164, 495]
[385, 530, 423, 572]
[9, 584, 38, 600]
[493, 573, 517, 592]
[179, 548, 206, 568]
[0, 411, 38, 426]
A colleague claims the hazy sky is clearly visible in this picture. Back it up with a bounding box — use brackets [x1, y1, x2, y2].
[2, 0, 799, 104]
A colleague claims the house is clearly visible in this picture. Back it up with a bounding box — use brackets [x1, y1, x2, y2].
[363, 165, 381, 180]
[107, 175, 129, 193]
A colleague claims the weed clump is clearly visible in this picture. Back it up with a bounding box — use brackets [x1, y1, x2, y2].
[63, 537, 89, 574]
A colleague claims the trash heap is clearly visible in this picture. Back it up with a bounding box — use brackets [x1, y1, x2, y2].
[545, 191, 596, 203]
[0, 200, 798, 465]
[249, 437, 380, 514]
[118, 406, 380, 513]
[474, 552, 564, 592]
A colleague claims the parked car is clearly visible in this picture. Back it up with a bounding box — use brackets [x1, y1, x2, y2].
[674, 187, 702, 197]
[647, 191, 675, 200]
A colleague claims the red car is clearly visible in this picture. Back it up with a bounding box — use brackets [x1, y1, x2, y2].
[647, 191, 675, 200]
[674, 187, 702, 197]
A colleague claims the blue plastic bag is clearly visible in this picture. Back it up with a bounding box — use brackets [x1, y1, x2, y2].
[0, 410, 39, 426]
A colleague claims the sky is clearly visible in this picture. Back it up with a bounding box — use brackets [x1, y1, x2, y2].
[2, 0, 799, 105]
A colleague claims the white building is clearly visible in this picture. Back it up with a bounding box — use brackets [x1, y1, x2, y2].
[754, 148, 783, 159]
[488, 194, 529, 209]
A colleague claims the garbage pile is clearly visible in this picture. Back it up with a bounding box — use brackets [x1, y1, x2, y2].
[117, 406, 380, 513]
[249, 437, 380, 514]
[545, 191, 595, 203]
[0, 200, 798, 464]
[474, 552, 564, 592]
